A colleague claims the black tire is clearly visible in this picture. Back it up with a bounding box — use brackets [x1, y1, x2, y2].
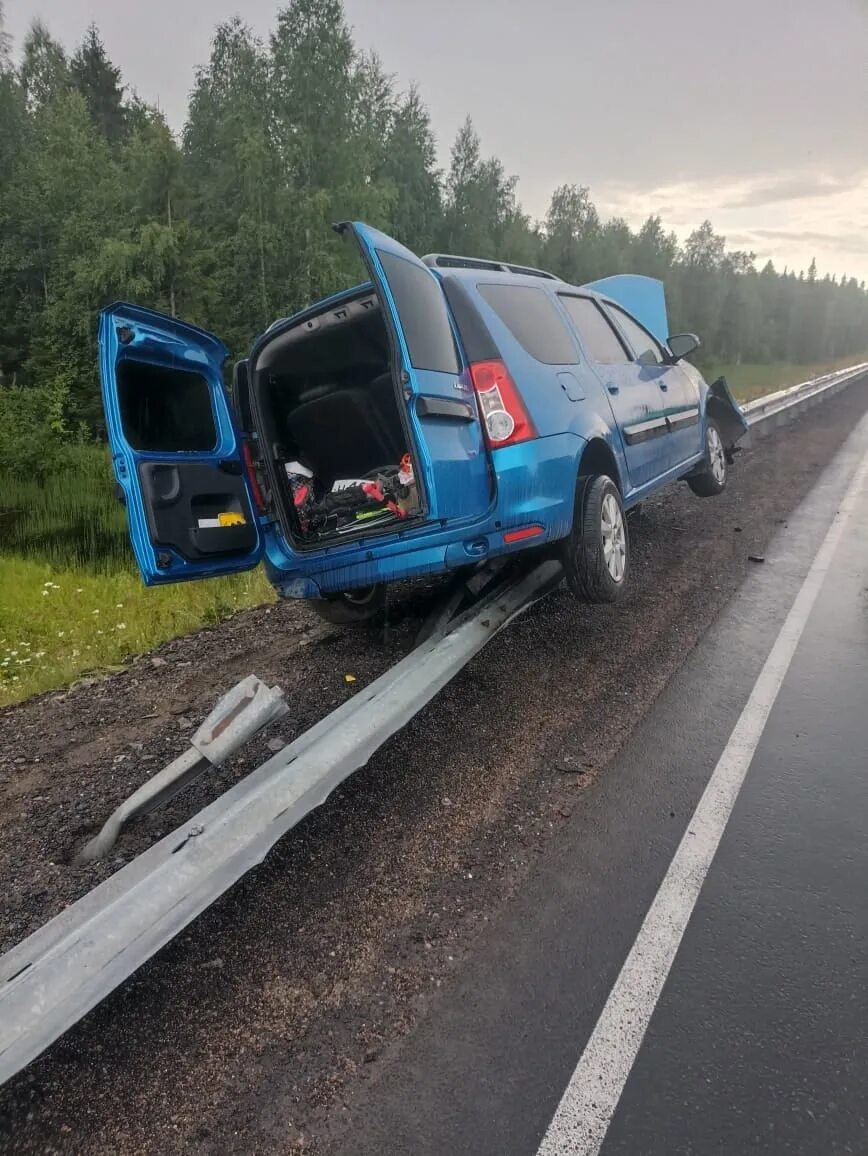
[311, 584, 386, 625]
[687, 418, 727, 497]
[561, 474, 629, 603]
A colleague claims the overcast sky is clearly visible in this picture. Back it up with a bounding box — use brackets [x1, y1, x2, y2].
[7, 0, 868, 281]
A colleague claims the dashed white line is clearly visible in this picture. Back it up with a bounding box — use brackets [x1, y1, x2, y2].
[536, 449, 868, 1156]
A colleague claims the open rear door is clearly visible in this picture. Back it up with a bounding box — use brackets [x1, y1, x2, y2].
[99, 303, 263, 585]
[338, 222, 494, 526]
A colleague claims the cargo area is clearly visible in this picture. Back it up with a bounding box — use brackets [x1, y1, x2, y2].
[250, 291, 422, 546]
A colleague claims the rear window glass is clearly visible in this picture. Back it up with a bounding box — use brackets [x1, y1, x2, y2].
[605, 305, 664, 366]
[559, 296, 629, 365]
[118, 361, 216, 452]
[377, 250, 460, 374]
[476, 283, 577, 364]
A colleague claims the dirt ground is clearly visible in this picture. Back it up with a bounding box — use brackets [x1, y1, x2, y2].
[1, 378, 866, 1154]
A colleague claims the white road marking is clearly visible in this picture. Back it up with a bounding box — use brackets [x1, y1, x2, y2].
[536, 450, 868, 1156]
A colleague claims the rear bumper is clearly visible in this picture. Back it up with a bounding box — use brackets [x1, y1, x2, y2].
[263, 432, 583, 598]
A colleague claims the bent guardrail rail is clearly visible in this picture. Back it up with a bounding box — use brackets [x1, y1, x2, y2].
[0, 360, 866, 1087]
[0, 560, 563, 1086]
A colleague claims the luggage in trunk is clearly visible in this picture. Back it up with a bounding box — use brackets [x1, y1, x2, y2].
[250, 291, 421, 546]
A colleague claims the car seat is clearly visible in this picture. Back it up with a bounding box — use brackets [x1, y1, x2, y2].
[286, 386, 395, 483]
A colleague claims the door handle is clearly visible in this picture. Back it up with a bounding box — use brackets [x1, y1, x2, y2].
[607, 384, 619, 395]
[660, 383, 669, 392]
[415, 395, 476, 421]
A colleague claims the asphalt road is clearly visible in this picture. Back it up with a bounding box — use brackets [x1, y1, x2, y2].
[329, 407, 868, 1155]
[1, 379, 867, 1154]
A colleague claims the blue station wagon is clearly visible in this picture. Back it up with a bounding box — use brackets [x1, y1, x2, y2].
[98, 222, 747, 623]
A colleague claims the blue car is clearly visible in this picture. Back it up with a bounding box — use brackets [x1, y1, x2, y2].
[98, 222, 747, 624]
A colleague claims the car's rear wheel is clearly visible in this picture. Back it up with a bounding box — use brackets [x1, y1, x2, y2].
[561, 474, 629, 603]
[687, 418, 727, 497]
[311, 583, 386, 625]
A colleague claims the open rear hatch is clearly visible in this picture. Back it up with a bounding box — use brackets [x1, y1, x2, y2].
[247, 222, 495, 551]
[247, 286, 423, 547]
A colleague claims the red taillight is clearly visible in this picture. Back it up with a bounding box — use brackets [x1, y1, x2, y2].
[468, 360, 537, 448]
[241, 440, 267, 513]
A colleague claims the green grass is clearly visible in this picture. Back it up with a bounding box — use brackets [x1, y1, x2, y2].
[702, 354, 867, 404]
[0, 443, 273, 706]
[0, 557, 273, 705]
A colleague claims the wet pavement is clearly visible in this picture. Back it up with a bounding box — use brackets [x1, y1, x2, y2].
[325, 407, 868, 1156]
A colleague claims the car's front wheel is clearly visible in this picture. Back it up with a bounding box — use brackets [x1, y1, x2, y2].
[687, 418, 727, 497]
[561, 474, 629, 603]
[311, 584, 386, 625]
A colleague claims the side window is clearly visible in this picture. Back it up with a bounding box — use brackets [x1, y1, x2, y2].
[476, 283, 577, 365]
[605, 305, 664, 366]
[376, 250, 460, 374]
[558, 295, 629, 365]
[117, 361, 217, 452]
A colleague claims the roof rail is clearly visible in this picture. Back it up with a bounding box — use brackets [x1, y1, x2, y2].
[422, 253, 559, 281]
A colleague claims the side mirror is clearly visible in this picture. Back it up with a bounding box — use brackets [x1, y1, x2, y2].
[666, 333, 700, 363]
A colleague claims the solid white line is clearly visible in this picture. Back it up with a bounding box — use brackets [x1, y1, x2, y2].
[536, 449, 868, 1156]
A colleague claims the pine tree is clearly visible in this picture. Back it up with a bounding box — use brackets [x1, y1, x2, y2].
[541, 184, 599, 282]
[440, 118, 522, 259]
[183, 18, 279, 349]
[70, 24, 127, 143]
[382, 86, 442, 253]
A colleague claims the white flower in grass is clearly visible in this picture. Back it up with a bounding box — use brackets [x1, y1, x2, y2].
[75, 588, 83, 594]
[115, 603, 124, 609]
[9, 651, 17, 657]
[57, 631, 65, 638]
[42, 590, 49, 597]
[34, 651, 45, 659]
[116, 623, 127, 631]
[92, 609, 100, 615]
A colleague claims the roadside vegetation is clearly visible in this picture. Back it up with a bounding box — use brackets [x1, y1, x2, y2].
[0, 443, 272, 705]
[708, 354, 867, 404]
[1, 0, 866, 705]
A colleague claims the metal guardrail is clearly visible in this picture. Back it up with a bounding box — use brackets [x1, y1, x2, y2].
[0, 361, 866, 1088]
[742, 362, 868, 439]
[0, 560, 563, 1086]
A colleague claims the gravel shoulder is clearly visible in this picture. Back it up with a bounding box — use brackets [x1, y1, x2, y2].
[1, 380, 866, 1154]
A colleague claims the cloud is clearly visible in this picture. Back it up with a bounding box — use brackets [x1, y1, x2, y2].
[746, 229, 868, 254]
[593, 167, 868, 281]
[722, 172, 857, 208]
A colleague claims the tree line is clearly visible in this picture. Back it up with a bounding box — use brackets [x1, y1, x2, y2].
[1, 0, 866, 458]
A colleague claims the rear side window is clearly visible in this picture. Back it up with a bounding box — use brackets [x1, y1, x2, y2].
[605, 305, 664, 366]
[376, 250, 460, 374]
[476, 283, 577, 365]
[559, 296, 629, 365]
[117, 361, 216, 452]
